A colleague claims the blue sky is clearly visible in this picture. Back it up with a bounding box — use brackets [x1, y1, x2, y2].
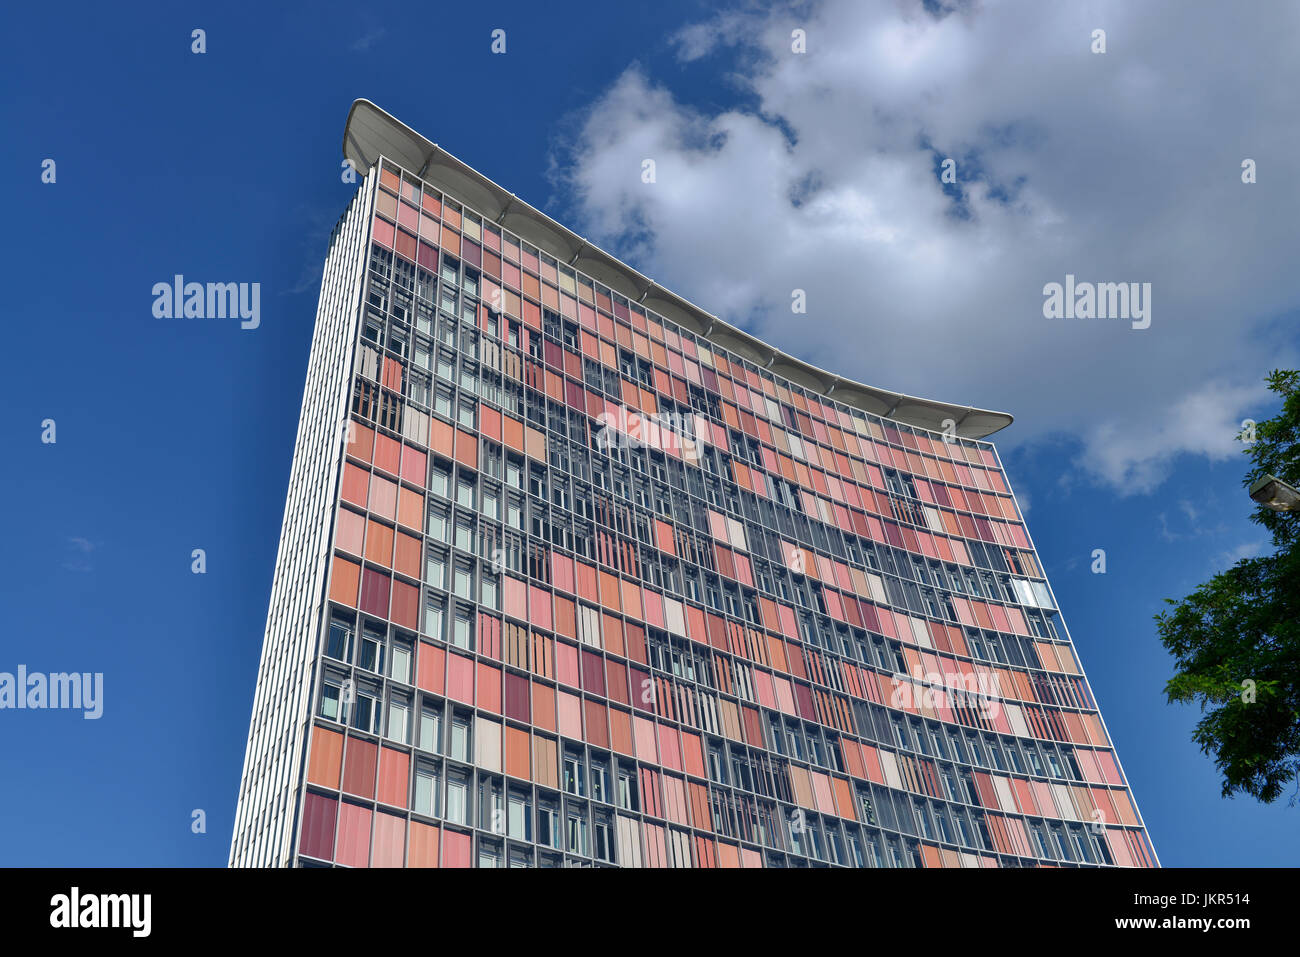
[2, 0, 1297, 866]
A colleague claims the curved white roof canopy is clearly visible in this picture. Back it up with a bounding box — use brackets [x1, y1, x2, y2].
[343, 99, 1013, 440]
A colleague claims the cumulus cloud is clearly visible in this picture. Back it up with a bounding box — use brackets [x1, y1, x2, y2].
[1216, 539, 1269, 569]
[552, 0, 1300, 493]
[1079, 379, 1267, 493]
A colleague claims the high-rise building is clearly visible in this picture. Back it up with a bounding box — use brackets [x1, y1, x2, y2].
[230, 100, 1157, 868]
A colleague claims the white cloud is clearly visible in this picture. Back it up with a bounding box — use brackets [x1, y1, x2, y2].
[553, 0, 1300, 494]
[671, 14, 748, 62]
[1215, 539, 1269, 569]
[1079, 379, 1268, 493]
[350, 27, 386, 53]
[63, 537, 96, 573]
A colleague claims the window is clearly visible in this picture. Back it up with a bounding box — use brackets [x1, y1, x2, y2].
[419, 705, 442, 753]
[530, 798, 559, 850]
[1031, 824, 1052, 859]
[408, 372, 430, 409]
[912, 720, 930, 757]
[349, 687, 377, 734]
[325, 620, 353, 662]
[386, 695, 409, 744]
[508, 789, 533, 841]
[436, 349, 455, 383]
[480, 574, 499, 610]
[435, 383, 453, 418]
[482, 485, 500, 521]
[1005, 741, 1025, 774]
[616, 769, 639, 812]
[935, 808, 956, 845]
[429, 461, 451, 499]
[450, 714, 471, 762]
[956, 812, 975, 848]
[857, 789, 877, 826]
[456, 477, 476, 509]
[563, 751, 586, 797]
[389, 640, 412, 684]
[319, 679, 343, 722]
[1046, 748, 1065, 779]
[767, 716, 785, 755]
[929, 726, 947, 760]
[867, 835, 885, 868]
[708, 746, 727, 784]
[590, 758, 609, 804]
[846, 828, 867, 867]
[457, 399, 477, 429]
[566, 812, 588, 857]
[825, 824, 846, 865]
[551, 476, 570, 512]
[482, 446, 503, 480]
[592, 814, 613, 863]
[1026, 743, 1045, 776]
[446, 771, 469, 825]
[455, 515, 474, 551]
[453, 560, 473, 599]
[413, 763, 441, 817]
[913, 802, 935, 841]
[941, 769, 959, 804]
[425, 546, 447, 589]
[787, 813, 807, 857]
[785, 722, 806, 760]
[1070, 826, 1094, 864]
[888, 838, 907, 869]
[424, 594, 445, 640]
[358, 630, 385, 674]
[807, 729, 828, 766]
[479, 777, 504, 836]
[452, 605, 474, 650]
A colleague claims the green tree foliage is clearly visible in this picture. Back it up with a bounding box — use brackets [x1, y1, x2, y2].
[1156, 370, 1300, 803]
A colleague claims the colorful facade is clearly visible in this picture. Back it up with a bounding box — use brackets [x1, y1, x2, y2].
[229, 101, 1156, 868]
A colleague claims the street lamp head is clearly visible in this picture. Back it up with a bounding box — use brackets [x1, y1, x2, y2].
[1248, 474, 1300, 512]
